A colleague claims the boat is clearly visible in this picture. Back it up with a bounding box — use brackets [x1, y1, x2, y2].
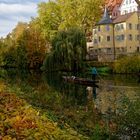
[62, 76, 99, 87]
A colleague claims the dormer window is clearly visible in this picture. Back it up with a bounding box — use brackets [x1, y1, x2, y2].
[106, 25, 110, 31]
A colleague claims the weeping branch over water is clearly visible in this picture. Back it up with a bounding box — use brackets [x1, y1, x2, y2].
[42, 27, 87, 72]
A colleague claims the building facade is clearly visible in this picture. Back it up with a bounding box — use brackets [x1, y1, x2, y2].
[92, 9, 140, 61]
[86, 0, 140, 61]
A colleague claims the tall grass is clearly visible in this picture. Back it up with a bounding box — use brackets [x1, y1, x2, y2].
[114, 55, 140, 73]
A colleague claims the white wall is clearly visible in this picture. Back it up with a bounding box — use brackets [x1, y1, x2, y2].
[120, 0, 138, 15]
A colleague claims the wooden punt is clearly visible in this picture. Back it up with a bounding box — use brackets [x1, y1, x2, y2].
[62, 76, 99, 87]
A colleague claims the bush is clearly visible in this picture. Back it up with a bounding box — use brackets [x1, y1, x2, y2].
[115, 95, 140, 139]
[114, 55, 140, 73]
[2, 47, 17, 68]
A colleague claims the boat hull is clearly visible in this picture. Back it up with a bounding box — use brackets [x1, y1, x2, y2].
[62, 76, 99, 87]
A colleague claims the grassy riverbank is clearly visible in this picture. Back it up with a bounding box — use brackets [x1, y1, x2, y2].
[0, 81, 87, 139]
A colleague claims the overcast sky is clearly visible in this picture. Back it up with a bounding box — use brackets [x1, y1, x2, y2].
[0, 0, 47, 37]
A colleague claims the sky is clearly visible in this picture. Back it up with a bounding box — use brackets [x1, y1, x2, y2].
[0, 0, 47, 37]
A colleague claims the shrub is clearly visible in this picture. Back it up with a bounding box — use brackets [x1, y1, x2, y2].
[114, 55, 140, 73]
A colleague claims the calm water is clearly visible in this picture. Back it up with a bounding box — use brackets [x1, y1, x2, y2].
[0, 68, 140, 136]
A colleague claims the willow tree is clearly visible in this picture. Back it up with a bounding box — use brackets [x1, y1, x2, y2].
[42, 28, 86, 72]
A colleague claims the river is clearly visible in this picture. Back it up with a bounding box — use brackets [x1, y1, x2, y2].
[0, 68, 140, 137]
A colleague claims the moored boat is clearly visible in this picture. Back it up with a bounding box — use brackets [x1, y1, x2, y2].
[62, 76, 99, 87]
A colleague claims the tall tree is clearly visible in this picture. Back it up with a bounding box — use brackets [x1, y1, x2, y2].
[25, 18, 47, 68]
[38, 0, 104, 41]
[58, 0, 104, 33]
[11, 22, 28, 41]
[38, 1, 62, 41]
[16, 32, 28, 69]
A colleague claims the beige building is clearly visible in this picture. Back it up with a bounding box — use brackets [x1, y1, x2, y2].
[92, 8, 140, 61]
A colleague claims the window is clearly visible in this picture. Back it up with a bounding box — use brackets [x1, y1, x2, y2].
[133, 8, 136, 12]
[94, 29, 97, 34]
[98, 36, 101, 42]
[136, 35, 140, 40]
[137, 47, 140, 52]
[115, 24, 120, 30]
[107, 36, 110, 41]
[98, 26, 100, 31]
[121, 24, 124, 29]
[121, 34, 125, 40]
[94, 39, 97, 44]
[124, 10, 128, 14]
[128, 23, 132, 29]
[128, 34, 133, 40]
[113, 13, 116, 17]
[106, 25, 110, 31]
[121, 47, 125, 52]
[107, 48, 111, 53]
[98, 49, 101, 53]
[116, 48, 120, 53]
[116, 35, 125, 41]
[136, 24, 140, 30]
[116, 35, 120, 41]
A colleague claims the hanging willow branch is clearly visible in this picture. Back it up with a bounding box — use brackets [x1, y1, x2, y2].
[43, 27, 86, 72]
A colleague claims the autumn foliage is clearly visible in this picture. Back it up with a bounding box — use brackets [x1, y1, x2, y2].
[0, 82, 87, 139]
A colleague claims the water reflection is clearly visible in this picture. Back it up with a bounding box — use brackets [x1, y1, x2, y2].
[85, 86, 97, 112]
[1, 68, 139, 113]
[0, 68, 140, 137]
[41, 71, 140, 118]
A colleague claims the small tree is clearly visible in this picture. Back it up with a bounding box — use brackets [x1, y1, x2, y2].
[16, 33, 28, 69]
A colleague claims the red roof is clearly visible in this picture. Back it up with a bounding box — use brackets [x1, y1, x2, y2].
[106, 0, 123, 6]
[106, 0, 123, 12]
